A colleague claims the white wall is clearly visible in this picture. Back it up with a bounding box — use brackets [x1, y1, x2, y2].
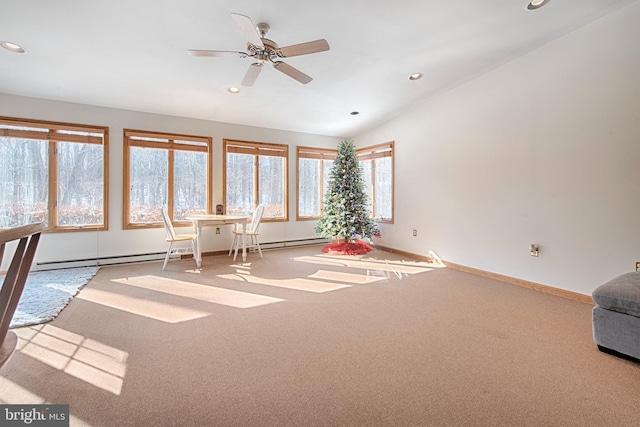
[0, 94, 340, 266]
[355, 2, 640, 295]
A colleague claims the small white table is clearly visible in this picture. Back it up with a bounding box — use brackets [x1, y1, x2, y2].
[186, 214, 250, 267]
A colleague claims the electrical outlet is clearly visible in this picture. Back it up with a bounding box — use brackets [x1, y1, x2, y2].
[530, 244, 539, 257]
[636, 261, 639, 272]
[412, 229, 417, 237]
[216, 227, 220, 234]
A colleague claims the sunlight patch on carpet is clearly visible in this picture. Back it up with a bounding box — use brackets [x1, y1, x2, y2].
[0, 375, 44, 404]
[292, 255, 437, 277]
[76, 287, 211, 324]
[308, 269, 386, 285]
[14, 324, 128, 395]
[5, 266, 99, 328]
[218, 272, 351, 293]
[112, 275, 284, 308]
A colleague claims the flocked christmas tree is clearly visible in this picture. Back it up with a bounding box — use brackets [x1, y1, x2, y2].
[316, 140, 380, 249]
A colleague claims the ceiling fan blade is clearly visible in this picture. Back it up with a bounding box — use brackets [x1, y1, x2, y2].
[241, 63, 263, 86]
[278, 39, 330, 58]
[273, 61, 313, 84]
[231, 13, 264, 48]
[188, 49, 247, 58]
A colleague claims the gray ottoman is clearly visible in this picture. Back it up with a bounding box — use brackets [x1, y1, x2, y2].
[592, 272, 640, 361]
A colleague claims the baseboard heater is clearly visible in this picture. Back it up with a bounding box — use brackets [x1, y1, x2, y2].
[34, 238, 329, 270]
[35, 252, 167, 271]
[259, 237, 330, 250]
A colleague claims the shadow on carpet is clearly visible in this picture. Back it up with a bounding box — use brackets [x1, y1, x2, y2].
[3, 266, 99, 328]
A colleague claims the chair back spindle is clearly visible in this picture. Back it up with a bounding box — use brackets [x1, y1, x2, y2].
[161, 205, 177, 241]
[249, 204, 265, 234]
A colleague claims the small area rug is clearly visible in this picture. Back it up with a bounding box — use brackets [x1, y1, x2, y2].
[322, 240, 373, 255]
[3, 266, 99, 328]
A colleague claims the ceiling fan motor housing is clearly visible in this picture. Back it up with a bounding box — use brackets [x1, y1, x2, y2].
[248, 38, 280, 63]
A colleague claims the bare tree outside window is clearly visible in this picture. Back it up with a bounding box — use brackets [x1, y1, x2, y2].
[174, 150, 207, 220]
[296, 146, 336, 220]
[0, 138, 48, 228]
[298, 158, 320, 217]
[357, 141, 394, 223]
[58, 141, 104, 226]
[374, 156, 393, 220]
[226, 152, 255, 215]
[259, 155, 285, 218]
[129, 147, 168, 224]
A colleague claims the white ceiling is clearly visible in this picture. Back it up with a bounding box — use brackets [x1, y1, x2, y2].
[1, 0, 636, 137]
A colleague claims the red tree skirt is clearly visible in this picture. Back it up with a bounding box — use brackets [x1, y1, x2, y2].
[322, 240, 373, 255]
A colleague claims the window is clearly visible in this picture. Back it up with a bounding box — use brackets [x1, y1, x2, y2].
[297, 146, 336, 220]
[357, 141, 394, 223]
[0, 117, 108, 231]
[224, 139, 288, 221]
[124, 129, 211, 228]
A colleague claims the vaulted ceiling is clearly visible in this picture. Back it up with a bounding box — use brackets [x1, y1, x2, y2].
[1, 0, 636, 137]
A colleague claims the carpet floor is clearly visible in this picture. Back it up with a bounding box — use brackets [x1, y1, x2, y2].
[1, 245, 639, 426]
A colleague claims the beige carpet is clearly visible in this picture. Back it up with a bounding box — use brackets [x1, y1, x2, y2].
[1, 245, 639, 426]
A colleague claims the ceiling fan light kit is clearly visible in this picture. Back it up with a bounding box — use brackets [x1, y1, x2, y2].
[188, 13, 330, 86]
[527, 0, 550, 10]
[1, 41, 26, 53]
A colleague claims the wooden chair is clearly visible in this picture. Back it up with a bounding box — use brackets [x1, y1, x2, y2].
[0, 223, 45, 369]
[160, 206, 197, 270]
[229, 204, 265, 261]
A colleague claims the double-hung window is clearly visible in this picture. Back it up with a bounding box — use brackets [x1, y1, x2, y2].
[297, 146, 336, 220]
[224, 139, 288, 221]
[0, 117, 108, 231]
[123, 129, 211, 228]
[357, 141, 394, 223]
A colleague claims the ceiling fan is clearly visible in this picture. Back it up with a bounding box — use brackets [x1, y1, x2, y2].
[188, 13, 330, 86]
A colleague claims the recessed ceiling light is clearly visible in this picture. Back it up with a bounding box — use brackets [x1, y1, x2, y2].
[350, 111, 359, 116]
[527, 0, 550, 10]
[409, 73, 423, 81]
[228, 86, 240, 93]
[1, 41, 26, 53]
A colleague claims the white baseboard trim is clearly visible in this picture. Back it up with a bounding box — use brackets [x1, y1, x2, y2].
[374, 245, 593, 305]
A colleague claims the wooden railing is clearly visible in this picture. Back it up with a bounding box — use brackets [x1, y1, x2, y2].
[0, 223, 45, 368]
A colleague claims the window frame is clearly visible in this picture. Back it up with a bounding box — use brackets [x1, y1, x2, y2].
[296, 146, 337, 221]
[357, 141, 394, 224]
[123, 129, 212, 229]
[0, 116, 109, 232]
[223, 139, 289, 222]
